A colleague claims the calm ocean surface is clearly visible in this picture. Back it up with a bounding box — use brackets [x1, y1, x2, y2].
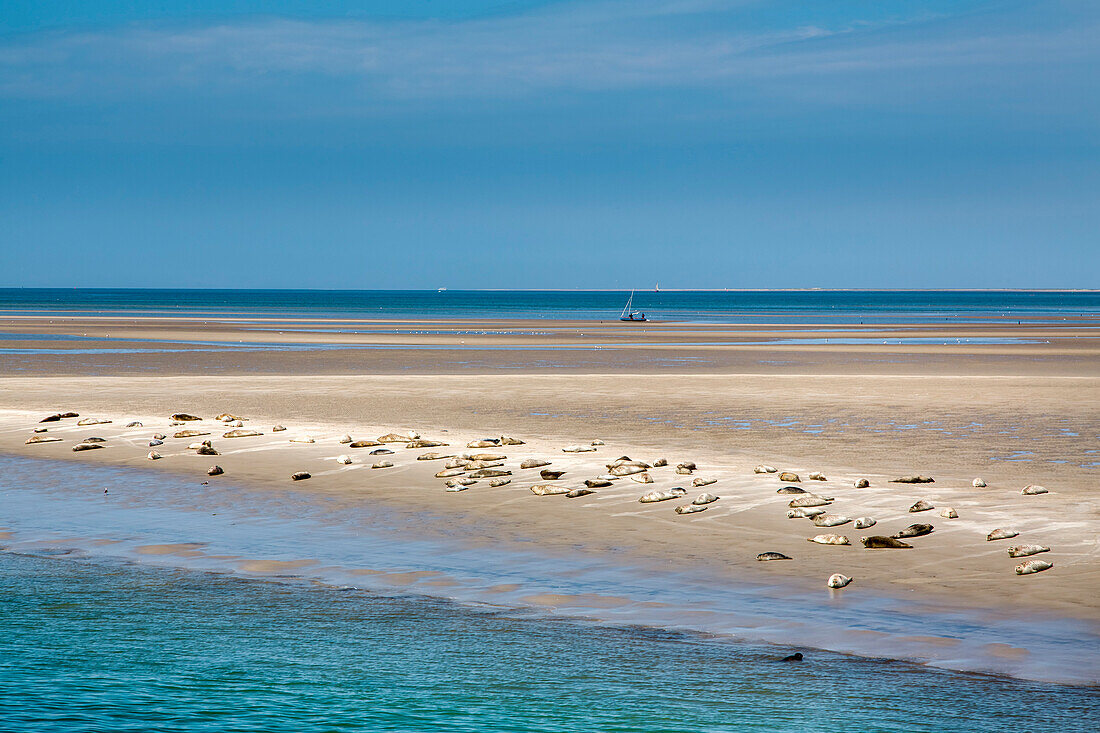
[1, 454, 1098, 731]
[2, 288, 1098, 324]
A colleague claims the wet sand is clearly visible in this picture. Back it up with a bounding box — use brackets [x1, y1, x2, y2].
[1, 316, 1098, 625]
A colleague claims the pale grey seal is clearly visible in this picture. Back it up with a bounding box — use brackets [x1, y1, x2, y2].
[987, 528, 1019, 541]
[692, 477, 717, 487]
[807, 534, 849, 545]
[147, 451, 162, 460]
[808, 472, 826, 481]
[520, 458, 552, 469]
[72, 443, 104, 452]
[530, 484, 571, 496]
[1015, 559, 1053, 575]
[811, 514, 852, 528]
[854, 478, 870, 488]
[788, 496, 832, 508]
[675, 504, 707, 514]
[371, 461, 394, 469]
[909, 499, 935, 512]
[972, 478, 986, 487]
[25, 435, 62, 444]
[223, 429, 263, 438]
[693, 493, 719, 505]
[173, 430, 209, 439]
[853, 517, 877, 529]
[77, 418, 112, 426]
[939, 508, 958, 519]
[754, 465, 778, 474]
[1021, 485, 1049, 495]
[567, 488, 596, 498]
[827, 574, 852, 589]
[638, 488, 687, 503]
[1008, 544, 1049, 558]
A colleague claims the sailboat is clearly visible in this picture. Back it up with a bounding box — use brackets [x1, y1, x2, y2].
[619, 290, 647, 322]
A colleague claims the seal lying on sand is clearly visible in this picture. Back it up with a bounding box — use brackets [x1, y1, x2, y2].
[639, 488, 687, 503]
[909, 499, 934, 512]
[272, 425, 287, 432]
[174, 430, 209, 439]
[987, 528, 1019, 541]
[629, 473, 654, 484]
[861, 536, 912, 549]
[853, 517, 876, 529]
[675, 504, 707, 514]
[567, 488, 595, 499]
[652, 458, 668, 467]
[693, 493, 719, 505]
[788, 496, 832, 508]
[417, 452, 454, 461]
[147, 451, 162, 460]
[378, 432, 414, 443]
[854, 478, 870, 488]
[1008, 544, 1049, 558]
[787, 507, 827, 519]
[540, 469, 565, 480]
[467, 439, 500, 448]
[827, 574, 852, 589]
[757, 552, 791, 561]
[436, 468, 465, 478]
[807, 534, 849, 546]
[72, 443, 104, 451]
[585, 479, 613, 488]
[777, 487, 806, 495]
[520, 458, 551, 469]
[692, 477, 716, 487]
[489, 478, 511, 487]
[371, 461, 394, 469]
[778, 472, 800, 482]
[349, 440, 382, 448]
[754, 465, 778, 474]
[940, 508, 958, 519]
[370, 449, 394, 455]
[1021, 485, 1049, 495]
[808, 472, 826, 481]
[1015, 559, 1053, 575]
[406, 440, 446, 449]
[215, 413, 244, 422]
[196, 445, 219, 455]
[563, 444, 597, 453]
[223, 429, 263, 438]
[149, 439, 164, 447]
[125, 421, 142, 428]
[893, 523, 933, 539]
[25, 435, 62, 444]
[291, 471, 311, 480]
[337, 455, 352, 465]
[972, 477, 987, 487]
[469, 468, 511, 478]
[170, 413, 202, 421]
[289, 435, 315, 444]
[78, 418, 112, 426]
[530, 484, 570, 496]
[500, 436, 525, 446]
[891, 475, 934, 484]
[609, 464, 646, 476]
[811, 514, 851, 528]
[208, 465, 224, 476]
[82, 437, 107, 443]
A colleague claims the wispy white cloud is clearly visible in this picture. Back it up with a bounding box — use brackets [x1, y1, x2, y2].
[0, 0, 1095, 112]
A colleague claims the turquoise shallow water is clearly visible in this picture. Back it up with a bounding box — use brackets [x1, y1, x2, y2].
[3, 551, 1098, 733]
[1, 453, 1099, 730]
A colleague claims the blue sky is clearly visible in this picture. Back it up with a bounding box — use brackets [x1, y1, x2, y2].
[1, 0, 1097, 289]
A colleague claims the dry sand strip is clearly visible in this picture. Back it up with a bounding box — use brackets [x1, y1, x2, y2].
[3, 397, 1097, 622]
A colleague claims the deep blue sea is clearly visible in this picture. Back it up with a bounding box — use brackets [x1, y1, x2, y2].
[1, 288, 1098, 324]
[1, 454, 1098, 731]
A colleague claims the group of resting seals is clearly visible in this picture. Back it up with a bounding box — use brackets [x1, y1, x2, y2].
[22, 410, 1060, 585]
